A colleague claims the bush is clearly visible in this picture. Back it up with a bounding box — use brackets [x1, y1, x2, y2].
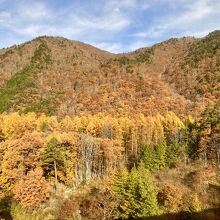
[158, 183, 183, 212]
[80, 195, 105, 219]
[57, 199, 80, 219]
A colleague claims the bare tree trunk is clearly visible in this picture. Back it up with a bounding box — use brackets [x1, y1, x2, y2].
[184, 154, 187, 167]
[217, 150, 220, 169]
[204, 151, 208, 167]
[54, 160, 58, 190]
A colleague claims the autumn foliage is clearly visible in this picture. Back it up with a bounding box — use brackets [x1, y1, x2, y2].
[0, 111, 183, 209]
[0, 31, 219, 218]
[12, 167, 50, 210]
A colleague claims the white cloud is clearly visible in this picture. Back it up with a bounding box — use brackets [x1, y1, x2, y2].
[133, 0, 220, 39]
[0, 0, 220, 52]
[127, 40, 152, 51]
[0, 1, 53, 36]
[0, 0, 131, 39]
[0, 11, 11, 22]
[103, 0, 137, 11]
[92, 42, 123, 53]
[18, 1, 49, 20]
[163, 0, 215, 27]
[68, 11, 130, 32]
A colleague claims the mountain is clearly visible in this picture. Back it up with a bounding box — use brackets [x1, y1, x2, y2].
[0, 31, 219, 118]
[0, 31, 220, 219]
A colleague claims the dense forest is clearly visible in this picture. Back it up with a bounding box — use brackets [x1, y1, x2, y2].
[0, 31, 219, 219]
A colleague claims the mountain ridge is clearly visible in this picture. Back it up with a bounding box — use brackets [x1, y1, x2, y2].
[0, 31, 219, 117]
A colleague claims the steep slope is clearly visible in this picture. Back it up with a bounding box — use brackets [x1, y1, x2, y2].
[162, 31, 220, 104]
[0, 37, 113, 115]
[0, 32, 219, 118]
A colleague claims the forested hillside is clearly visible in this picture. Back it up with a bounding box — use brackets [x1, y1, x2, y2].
[0, 31, 219, 219]
[0, 31, 219, 118]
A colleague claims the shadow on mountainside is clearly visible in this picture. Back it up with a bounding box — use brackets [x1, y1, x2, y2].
[0, 196, 12, 220]
[0, 195, 219, 220]
[140, 208, 220, 220]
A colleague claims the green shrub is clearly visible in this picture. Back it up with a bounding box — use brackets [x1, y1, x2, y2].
[23, 98, 56, 116]
[135, 48, 154, 63]
[0, 49, 14, 60]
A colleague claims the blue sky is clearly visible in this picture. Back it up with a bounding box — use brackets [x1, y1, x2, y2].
[0, 0, 220, 53]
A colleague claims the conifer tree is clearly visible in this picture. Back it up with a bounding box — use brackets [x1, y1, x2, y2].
[140, 141, 167, 170]
[41, 137, 66, 182]
[113, 163, 159, 219]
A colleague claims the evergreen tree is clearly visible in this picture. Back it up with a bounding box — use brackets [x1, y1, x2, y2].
[41, 137, 66, 181]
[165, 141, 187, 166]
[140, 141, 167, 170]
[199, 101, 220, 130]
[113, 163, 159, 219]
